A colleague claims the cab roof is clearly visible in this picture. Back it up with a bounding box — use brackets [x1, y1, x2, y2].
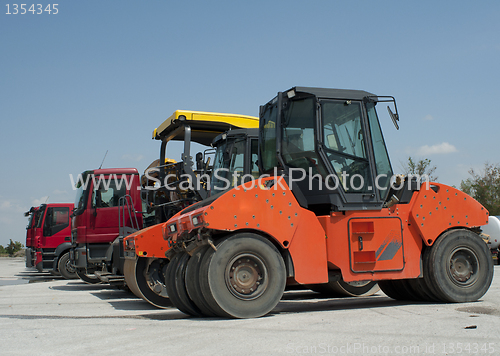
[289, 86, 376, 101]
[86, 168, 139, 175]
[212, 128, 259, 146]
[153, 110, 259, 146]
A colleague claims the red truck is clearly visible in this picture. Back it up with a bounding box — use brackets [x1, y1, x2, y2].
[70, 168, 143, 283]
[25, 203, 76, 278]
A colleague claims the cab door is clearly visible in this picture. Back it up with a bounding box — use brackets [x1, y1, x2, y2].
[42, 206, 70, 248]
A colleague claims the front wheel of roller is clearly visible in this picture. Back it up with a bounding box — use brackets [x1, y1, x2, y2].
[134, 257, 171, 308]
[199, 233, 286, 319]
[164, 253, 201, 316]
[123, 258, 143, 298]
[185, 246, 217, 317]
[174, 252, 203, 317]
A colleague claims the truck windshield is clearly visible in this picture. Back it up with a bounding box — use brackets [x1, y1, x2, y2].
[35, 207, 45, 228]
[27, 212, 35, 229]
[74, 186, 88, 215]
[73, 171, 91, 215]
[210, 138, 246, 195]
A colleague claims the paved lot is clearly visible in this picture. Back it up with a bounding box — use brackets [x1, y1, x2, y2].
[1, 257, 500, 356]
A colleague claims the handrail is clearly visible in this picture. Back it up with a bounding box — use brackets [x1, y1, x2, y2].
[118, 195, 141, 237]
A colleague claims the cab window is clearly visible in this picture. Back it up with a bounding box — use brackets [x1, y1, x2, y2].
[321, 100, 373, 193]
[92, 179, 126, 208]
[43, 207, 69, 236]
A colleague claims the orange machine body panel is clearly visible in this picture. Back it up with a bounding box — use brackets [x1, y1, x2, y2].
[168, 177, 329, 284]
[410, 182, 489, 245]
[126, 223, 168, 258]
[163, 178, 489, 286]
[318, 203, 423, 283]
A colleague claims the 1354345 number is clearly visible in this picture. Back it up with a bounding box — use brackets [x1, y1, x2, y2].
[6, 4, 58, 15]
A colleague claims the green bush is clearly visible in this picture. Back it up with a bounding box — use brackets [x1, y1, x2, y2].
[0, 240, 24, 257]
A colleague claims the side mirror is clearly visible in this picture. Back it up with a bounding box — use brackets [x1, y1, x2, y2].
[387, 106, 399, 130]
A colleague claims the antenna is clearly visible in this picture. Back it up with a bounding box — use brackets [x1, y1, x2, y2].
[99, 150, 108, 169]
[44, 196, 49, 203]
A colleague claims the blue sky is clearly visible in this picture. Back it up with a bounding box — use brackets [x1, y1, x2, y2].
[0, 0, 499, 246]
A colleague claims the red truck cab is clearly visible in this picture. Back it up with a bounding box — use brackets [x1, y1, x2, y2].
[30, 203, 74, 278]
[70, 168, 143, 283]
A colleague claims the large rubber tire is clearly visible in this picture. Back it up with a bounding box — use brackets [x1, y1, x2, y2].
[199, 233, 287, 319]
[185, 246, 217, 317]
[312, 280, 380, 297]
[426, 229, 493, 303]
[378, 280, 415, 300]
[399, 279, 424, 301]
[76, 269, 101, 284]
[405, 247, 441, 302]
[164, 254, 184, 313]
[123, 258, 143, 298]
[405, 278, 435, 302]
[134, 257, 171, 308]
[57, 252, 78, 279]
[164, 253, 199, 316]
[174, 252, 202, 317]
[199, 246, 225, 316]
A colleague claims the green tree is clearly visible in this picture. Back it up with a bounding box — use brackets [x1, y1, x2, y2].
[4, 239, 24, 257]
[401, 156, 438, 182]
[460, 163, 500, 216]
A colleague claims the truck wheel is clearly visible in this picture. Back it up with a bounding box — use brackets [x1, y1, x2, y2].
[58, 252, 77, 279]
[200, 233, 286, 319]
[312, 281, 380, 297]
[426, 229, 493, 302]
[76, 269, 101, 284]
[185, 246, 217, 317]
[134, 257, 171, 309]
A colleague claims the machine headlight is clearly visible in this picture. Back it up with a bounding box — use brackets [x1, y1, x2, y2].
[167, 223, 177, 234]
[192, 213, 204, 227]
